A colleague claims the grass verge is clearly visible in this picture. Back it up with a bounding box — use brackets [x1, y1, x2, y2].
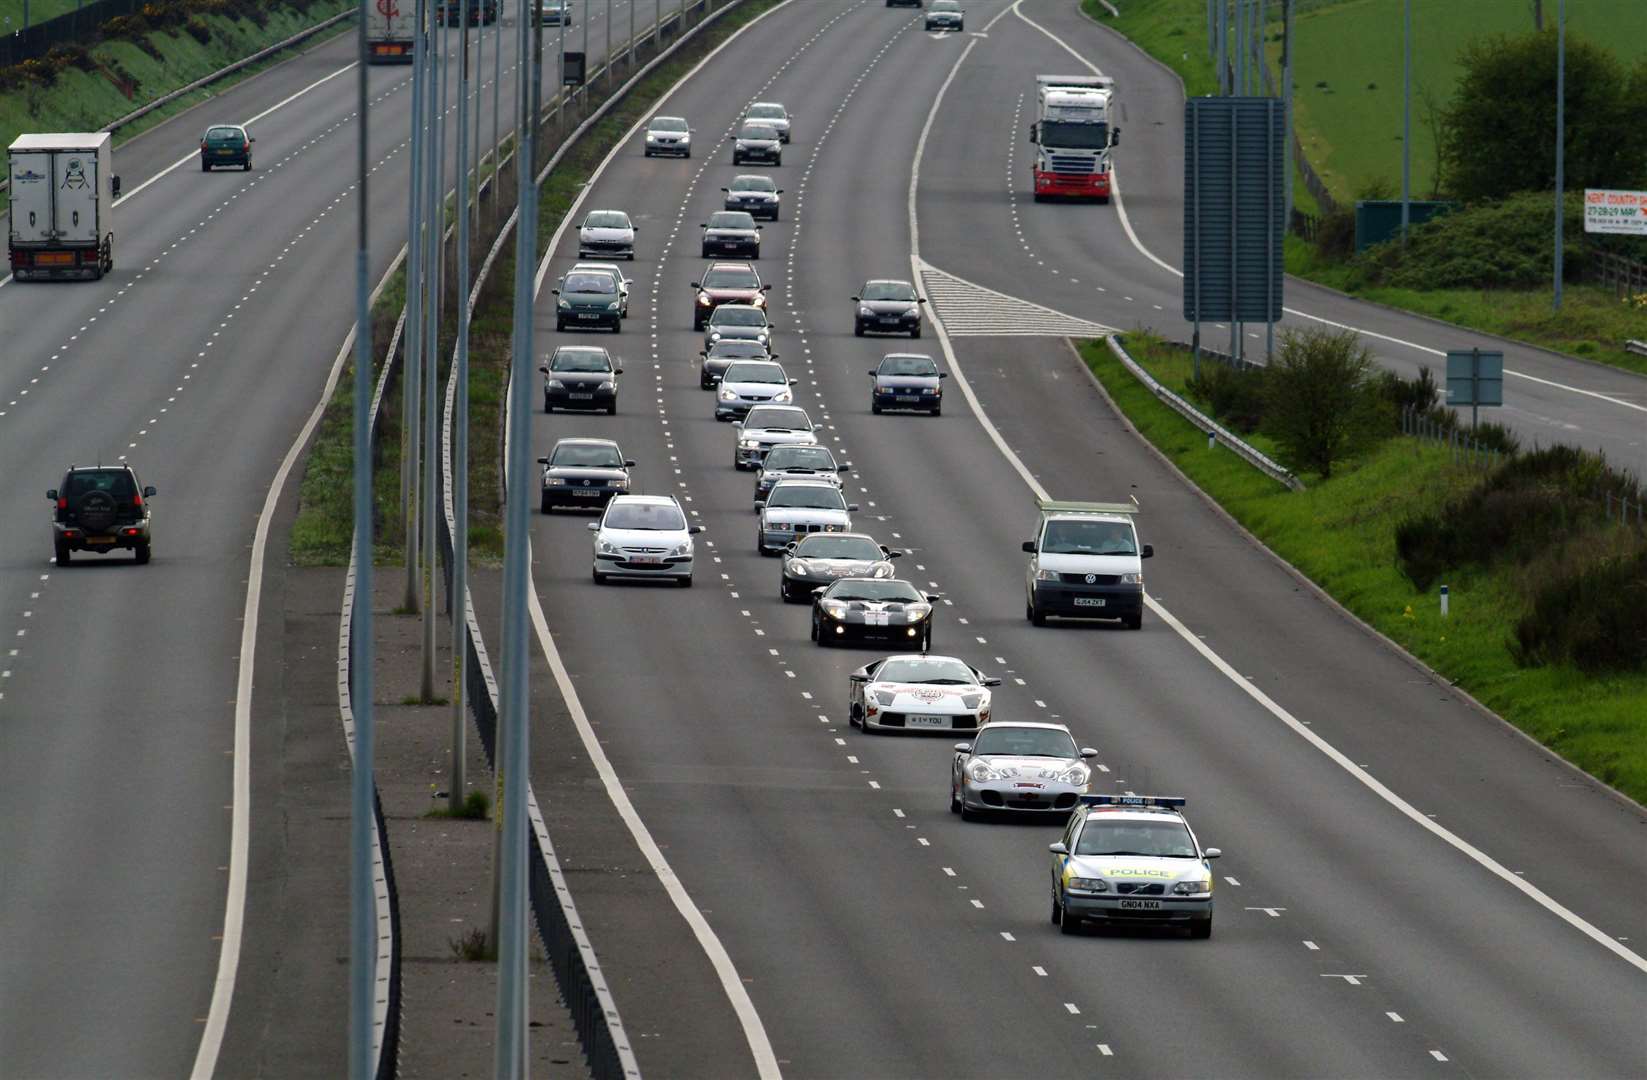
[1085, 334, 1647, 804]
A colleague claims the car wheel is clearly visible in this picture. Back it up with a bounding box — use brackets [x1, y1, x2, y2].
[871, 402, 882, 415]
[1190, 918, 1213, 940]
[678, 575, 693, 588]
[950, 782, 962, 814]
[593, 569, 608, 584]
[693, 318, 703, 331]
[1097, 195, 1111, 205]
[607, 401, 618, 416]
[960, 801, 979, 822]
[201, 159, 211, 172]
[1059, 894, 1081, 935]
[930, 404, 942, 416]
[544, 394, 553, 413]
[1032, 192, 1045, 203]
[54, 541, 70, 566]
[911, 324, 922, 339]
[774, 154, 782, 166]
[1050, 890, 1062, 924]
[1124, 613, 1143, 630]
[853, 322, 865, 337]
[612, 319, 621, 333]
[555, 319, 565, 332]
[1028, 597, 1047, 626]
[541, 493, 552, 513]
[922, 625, 933, 652]
[134, 543, 151, 565]
[700, 374, 712, 389]
[244, 161, 252, 172]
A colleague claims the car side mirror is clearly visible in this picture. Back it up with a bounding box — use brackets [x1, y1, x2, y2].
[955, 742, 973, 754]
[586, 522, 599, 531]
[1048, 842, 1068, 855]
[1021, 540, 1037, 553]
[1028, 122, 1039, 145]
[784, 542, 797, 552]
[614, 367, 624, 375]
[690, 525, 706, 534]
[1110, 127, 1121, 146]
[731, 420, 743, 428]
[1141, 543, 1154, 559]
[983, 677, 1002, 687]
[46, 489, 58, 500]
[624, 459, 636, 467]
[755, 225, 763, 230]
[850, 296, 860, 302]
[917, 297, 927, 304]
[551, 288, 561, 295]
[699, 351, 708, 357]
[776, 189, 784, 194]
[849, 673, 869, 683]
[812, 586, 827, 595]
[837, 463, 851, 472]
[250, 136, 257, 143]
[699, 223, 707, 228]
[788, 378, 799, 385]
[847, 504, 860, 513]
[111, 175, 122, 198]
[719, 187, 729, 193]
[868, 369, 878, 376]
[536, 457, 550, 465]
[1203, 848, 1221, 860]
[691, 281, 701, 288]
[887, 549, 902, 559]
[938, 372, 949, 379]
[1079, 747, 1099, 758]
[539, 365, 550, 374]
[761, 284, 772, 290]
[924, 592, 943, 601]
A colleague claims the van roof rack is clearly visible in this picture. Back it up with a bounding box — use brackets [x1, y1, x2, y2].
[1035, 498, 1137, 516]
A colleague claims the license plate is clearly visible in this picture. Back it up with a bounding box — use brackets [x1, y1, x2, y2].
[217, 149, 235, 155]
[571, 489, 600, 497]
[85, 536, 115, 545]
[569, 392, 593, 399]
[879, 317, 901, 324]
[37, 252, 75, 265]
[865, 612, 890, 626]
[630, 556, 663, 564]
[1073, 597, 1106, 607]
[1118, 899, 1161, 910]
[897, 395, 921, 403]
[576, 313, 600, 320]
[907, 714, 950, 729]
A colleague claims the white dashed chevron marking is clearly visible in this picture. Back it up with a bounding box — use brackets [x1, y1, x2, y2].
[918, 260, 1116, 337]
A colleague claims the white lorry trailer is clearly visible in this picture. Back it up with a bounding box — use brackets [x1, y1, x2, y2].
[1029, 74, 1119, 203]
[7, 132, 119, 281]
[366, 0, 415, 63]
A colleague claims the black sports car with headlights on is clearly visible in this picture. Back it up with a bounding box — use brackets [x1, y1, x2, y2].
[811, 577, 939, 650]
[871, 352, 947, 414]
[780, 532, 900, 602]
[701, 211, 762, 259]
[754, 443, 849, 503]
[538, 437, 634, 512]
[699, 339, 773, 390]
[853, 279, 927, 338]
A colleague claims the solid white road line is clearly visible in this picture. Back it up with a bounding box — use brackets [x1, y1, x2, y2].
[1010, 0, 1646, 418]
[915, 0, 1647, 979]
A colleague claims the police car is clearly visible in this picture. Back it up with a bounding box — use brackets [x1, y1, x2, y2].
[1048, 795, 1220, 938]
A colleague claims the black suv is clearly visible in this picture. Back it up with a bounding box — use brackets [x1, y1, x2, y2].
[48, 464, 156, 565]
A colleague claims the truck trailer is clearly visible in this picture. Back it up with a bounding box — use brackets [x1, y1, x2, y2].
[8, 132, 119, 281]
[1029, 74, 1119, 203]
[366, 0, 415, 63]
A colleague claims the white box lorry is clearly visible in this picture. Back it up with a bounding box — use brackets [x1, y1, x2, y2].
[8, 132, 120, 281]
[366, 0, 415, 64]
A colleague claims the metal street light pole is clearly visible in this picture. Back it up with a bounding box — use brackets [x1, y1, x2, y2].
[531, 0, 544, 171]
[1283, 0, 1293, 226]
[473, 0, 484, 234]
[606, 0, 613, 89]
[1217, 0, 1228, 94]
[1400, 0, 1411, 242]
[420, 17, 443, 700]
[404, 0, 428, 615]
[492, 0, 502, 218]
[1553, 0, 1565, 311]
[450, 0, 472, 817]
[1236, 0, 1246, 96]
[581, 0, 590, 107]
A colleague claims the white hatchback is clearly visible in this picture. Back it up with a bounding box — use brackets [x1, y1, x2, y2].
[588, 495, 703, 586]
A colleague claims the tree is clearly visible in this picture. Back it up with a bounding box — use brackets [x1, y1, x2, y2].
[1262, 328, 1388, 479]
[1438, 31, 1647, 203]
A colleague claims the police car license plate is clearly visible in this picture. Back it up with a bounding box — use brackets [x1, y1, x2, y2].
[865, 612, 890, 626]
[1074, 597, 1106, 607]
[907, 714, 949, 728]
[1118, 899, 1161, 910]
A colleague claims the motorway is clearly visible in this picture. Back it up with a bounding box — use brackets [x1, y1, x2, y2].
[0, 3, 668, 1074]
[515, 1, 1647, 1077]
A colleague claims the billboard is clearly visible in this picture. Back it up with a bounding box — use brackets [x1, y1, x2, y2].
[1583, 189, 1646, 236]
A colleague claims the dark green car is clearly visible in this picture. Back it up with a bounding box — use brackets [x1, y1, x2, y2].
[201, 124, 253, 172]
[553, 269, 625, 333]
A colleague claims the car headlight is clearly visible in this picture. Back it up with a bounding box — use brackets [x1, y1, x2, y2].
[739, 439, 760, 450]
[774, 389, 792, 403]
[667, 541, 693, 558]
[904, 304, 920, 317]
[960, 693, 982, 710]
[1058, 764, 1090, 786]
[872, 690, 898, 707]
[606, 301, 621, 312]
[768, 521, 792, 531]
[596, 538, 622, 555]
[871, 564, 892, 578]
[922, 387, 938, 395]
[546, 378, 565, 389]
[679, 134, 691, 144]
[967, 761, 1001, 783]
[557, 298, 572, 310]
[610, 478, 629, 489]
[1119, 572, 1143, 584]
[1035, 568, 1058, 581]
[904, 603, 931, 622]
[645, 133, 656, 142]
[1067, 877, 1109, 893]
[858, 305, 875, 316]
[1173, 879, 1211, 895]
[710, 331, 723, 341]
[786, 559, 810, 575]
[544, 476, 567, 486]
[756, 332, 769, 343]
[751, 293, 766, 308]
[597, 380, 615, 391]
[820, 599, 847, 618]
[719, 388, 738, 401]
[697, 293, 713, 306]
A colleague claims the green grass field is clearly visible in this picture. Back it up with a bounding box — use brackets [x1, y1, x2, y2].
[1087, 333, 1647, 804]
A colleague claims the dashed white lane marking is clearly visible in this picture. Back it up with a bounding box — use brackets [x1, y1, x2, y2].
[1032, 965, 1048, 977]
[1386, 1012, 1404, 1022]
[1430, 1050, 1449, 1062]
[1097, 1044, 1114, 1057]
[1000, 932, 1016, 942]
[1303, 940, 1319, 951]
[1063, 1003, 1081, 1015]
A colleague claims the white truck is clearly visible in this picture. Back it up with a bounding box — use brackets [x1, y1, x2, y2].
[1029, 75, 1119, 204]
[8, 132, 120, 281]
[366, 0, 415, 64]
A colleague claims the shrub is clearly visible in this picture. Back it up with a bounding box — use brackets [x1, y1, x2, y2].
[44, 44, 97, 74]
[1514, 544, 1647, 673]
[184, 17, 212, 44]
[1261, 328, 1389, 478]
[1186, 360, 1267, 434]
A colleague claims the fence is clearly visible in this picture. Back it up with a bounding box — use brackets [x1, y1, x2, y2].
[1400, 405, 1507, 471]
[1592, 251, 1647, 300]
[0, 0, 142, 68]
[1603, 491, 1646, 527]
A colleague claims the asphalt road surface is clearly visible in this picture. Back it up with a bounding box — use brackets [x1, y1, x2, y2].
[0, 2, 666, 1072]
[513, 1, 1647, 1077]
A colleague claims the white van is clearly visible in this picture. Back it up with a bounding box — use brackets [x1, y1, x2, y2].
[1023, 499, 1152, 629]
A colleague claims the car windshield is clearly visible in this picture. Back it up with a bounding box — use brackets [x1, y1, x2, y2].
[748, 104, 786, 119]
[745, 407, 809, 430]
[931, 0, 960, 9]
[971, 727, 1077, 759]
[723, 362, 786, 385]
[766, 447, 835, 471]
[64, 469, 136, 498]
[1039, 120, 1110, 150]
[862, 281, 917, 302]
[1041, 520, 1136, 556]
[769, 486, 846, 510]
[880, 355, 938, 376]
[794, 535, 880, 560]
[712, 307, 766, 326]
[1075, 820, 1199, 858]
[740, 124, 779, 140]
[551, 349, 612, 373]
[564, 273, 616, 294]
[730, 176, 776, 193]
[826, 579, 921, 602]
[650, 117, 688, 132]
[551, 443, 623, 468]
[583, 211, 630, 229]
[709, 341, 769, 359]
[878, 657, 975, 684]
[604, 503, 685, 531]
[207, 126, 242, 140]
[708, 212, 756, 229]
[703, 268, 759, 289]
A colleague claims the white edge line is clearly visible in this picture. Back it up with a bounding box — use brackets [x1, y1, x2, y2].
[517, 3, 802, 1077]
[921, 0, 1647, 978]
[190, 241, 407, 1080]
[1011, 1, 1646, 416]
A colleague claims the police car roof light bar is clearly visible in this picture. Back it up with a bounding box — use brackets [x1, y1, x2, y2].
[1036, 498, 1138, 516]
[1079, 794, 1187, 809]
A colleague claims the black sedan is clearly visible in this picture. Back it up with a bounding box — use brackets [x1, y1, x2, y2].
[538, 437, 634, 512]
[732, 123, 782, 166]
[780, 532, 899, 602]
[699, 339, 773, 390]
[871, 352, 947, 414]
[701, 211, 762, 259]
[853, 279, 926, 338]
[540, 346, 622, 413]
[722, 174, 782, 220]
[811, 577, 939, 650]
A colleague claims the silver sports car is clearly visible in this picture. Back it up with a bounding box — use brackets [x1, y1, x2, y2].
[951, 722, 1097, 819]
[849, 654, 1000, 734]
